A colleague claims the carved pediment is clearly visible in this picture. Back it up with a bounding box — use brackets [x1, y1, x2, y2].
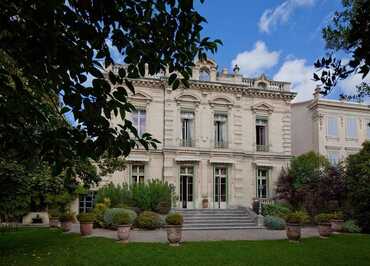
[209, 96, 234, 108]
[251, 102, 274, 114]
[129, 91, 153, 103]
[175, 93, 201, 106]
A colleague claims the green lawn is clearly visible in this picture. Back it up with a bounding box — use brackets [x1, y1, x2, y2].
[1, 229, 370, 266]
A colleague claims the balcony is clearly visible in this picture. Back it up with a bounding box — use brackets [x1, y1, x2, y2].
[256, 144, 270, 152]
[179, 138, 195, 147]
[214, 141, 228, 149]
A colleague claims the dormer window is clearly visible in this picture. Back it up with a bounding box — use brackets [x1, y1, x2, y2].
[199, 68, 210, 81]
[257, 82, 267, 90]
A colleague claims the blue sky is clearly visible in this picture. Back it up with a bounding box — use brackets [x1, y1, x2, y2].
[195, 0, 369, 102]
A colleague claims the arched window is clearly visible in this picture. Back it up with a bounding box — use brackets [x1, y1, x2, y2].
[258, 82, 267, 90]
[199, 68, 210, 81]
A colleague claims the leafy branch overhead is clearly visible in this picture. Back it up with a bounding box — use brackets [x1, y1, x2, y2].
[0, 0, 222, 173]
[314, 0, 370, 99]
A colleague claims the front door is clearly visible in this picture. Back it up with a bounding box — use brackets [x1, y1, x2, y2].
[214, 167, 227, 208]
[180, 166, 193, 208]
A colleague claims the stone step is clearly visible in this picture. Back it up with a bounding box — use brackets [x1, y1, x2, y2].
[184, 220, 255, 225]
[182, 225, 261, 230]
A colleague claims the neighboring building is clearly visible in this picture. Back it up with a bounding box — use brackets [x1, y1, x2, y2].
[292, 88, 370, 165]
[77, 59, 296, 212]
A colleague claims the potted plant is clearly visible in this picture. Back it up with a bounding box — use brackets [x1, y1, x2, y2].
[77, 212, 95, 236]
[48, 209, 60, 228]
[285, 211, 309, 242]
[330, 211, 344, 232]
[202, 196, 209, 209]
[165, 212, 183, 246]
[315, 213, 332, 238]
[112, 210, 135, 243]
[59, 211, 75, 232]
[158, 201, 171, 214]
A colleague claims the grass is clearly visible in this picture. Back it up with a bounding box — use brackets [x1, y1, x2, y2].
[1, 229, 370, 266]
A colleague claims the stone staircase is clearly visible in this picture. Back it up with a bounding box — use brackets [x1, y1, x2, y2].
[176, 208, 260, 230]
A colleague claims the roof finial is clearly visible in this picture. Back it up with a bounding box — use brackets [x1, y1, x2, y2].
[233, 64, 240, 74]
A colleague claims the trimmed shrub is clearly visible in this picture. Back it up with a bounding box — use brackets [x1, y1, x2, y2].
[331, 211, 344, 220]
[92, 198, 110, 228]
[264, 215, 286, 230]
[95, 183, 133, 207]
[48, 209, 60, 219]
[112, 212, 131, 225]
[285, 211, 309, 224]
[343, 220, 361, 233]
[132, 180, 171, 212]
[77, 212, 95, 223]
[314, 213, 332, 224]
[166, 213, 183, 225]
[103, 208, 137, 228]
[262, 203, 291, 218]
[136, 211, 161, 230]
[59, 211, 75, 222]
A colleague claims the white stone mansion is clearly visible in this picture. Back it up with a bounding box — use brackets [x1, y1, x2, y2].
[89, 59, 297, 211]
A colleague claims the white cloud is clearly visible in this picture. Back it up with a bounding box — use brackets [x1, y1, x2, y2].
[231, 41, 280, 77]
[259, 0, 316, 33]
[274, 59, 316, 102]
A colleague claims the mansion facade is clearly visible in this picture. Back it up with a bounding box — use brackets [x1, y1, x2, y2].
[86, 59, 297, 211]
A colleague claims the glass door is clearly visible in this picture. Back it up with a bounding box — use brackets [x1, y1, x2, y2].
[214, 167, 227, 208]
[180, 166, 194, 208]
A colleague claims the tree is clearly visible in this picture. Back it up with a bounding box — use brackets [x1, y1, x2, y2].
[0, 0, 221, 176]
[314, 0, 370, 100]
[346, 141, 370, 232]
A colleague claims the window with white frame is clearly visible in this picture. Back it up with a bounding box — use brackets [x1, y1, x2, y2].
[346, 117, 357, 139]
[131, 164, 145, 184]
[327, 116, 338, 137]
[132, 109, 146, 137]
[199, 68, 210, 81]
[327, 150, 340, 165]
[214, 113, 228, 148]
[79, 192, 95, 213]
[181, 111, 194, 147]
[256, 168, 269, 198]
[256, 118, 269, 151]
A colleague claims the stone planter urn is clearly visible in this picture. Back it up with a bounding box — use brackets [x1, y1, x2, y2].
[80, 222, 93, 236]
[286, 223, 301, 242]
[61, 221, 72, 232]
[117, 225, 131, 243]
[202, 199, 209, 209]
[49, 218, 59, 228]
[331, 219, 344, 232]
[318, 223, 332, 238]
[167, 225, 182, 246]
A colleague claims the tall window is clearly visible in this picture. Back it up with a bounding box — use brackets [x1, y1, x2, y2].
[346, 117, 357, 139]
[132, 109, 146, 137]
[327, 150, 340, 165]
[131, 165, 145, 184]
[214, 113, 227, 148]
[327, 116, 338, 137]
[79, 192, 95, 213]
[256, 118, 268, 151]
[367, 121, 370, 140]
[256, 168, 268, 198]
[199, 68, 210, 81]
[181, 111, 194, 147]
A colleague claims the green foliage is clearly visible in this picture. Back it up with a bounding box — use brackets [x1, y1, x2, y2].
[343, 220, 361, 233]
[59, 212, 75, 223]
[165, 213, 184, 225]
[331, 211, 344, 220]
[285, 211, 309, 225]
[314, 213, 333, 224]
[262, 203, 291, 218]
[103, 208, 137, 228]
[111, 209, 137, 226]
[264, 216, 286, 230]
[314, 0, 370, 99]
[346, 141, 370, 232]
[48, 209, 60, 219]
[95, 183, 133, 208]
[92, 199, 111, 228]
[136, 211, 161, 230]
[132, 180, 172, 212]
[77, 213, 96, 223]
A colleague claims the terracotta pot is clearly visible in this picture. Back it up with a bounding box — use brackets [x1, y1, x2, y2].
[117, 225, 131, 243]
[331, 220, 344, 232]
[202, 199, 209, 209]
[286, 223, 301, 242]
[49, 218, 59, 228]
[61, 221, 72, 232]
[318, 223, 332, 238]
[80, 222, 93, 236]
[166, 225, 182, 246]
